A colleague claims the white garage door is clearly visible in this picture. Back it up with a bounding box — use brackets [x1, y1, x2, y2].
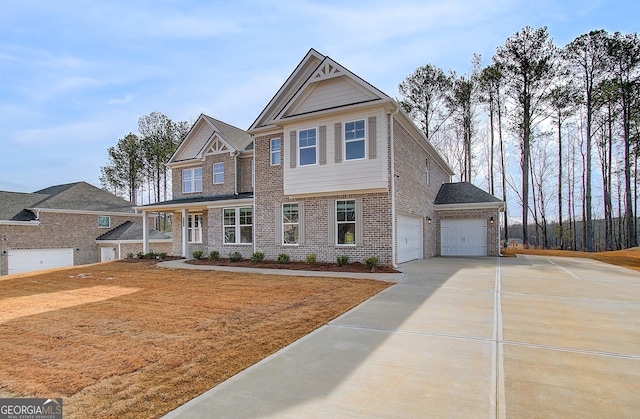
[8, 248, 74, 275]
[441, 219, 487, 256]
[398, 214, 423, 263]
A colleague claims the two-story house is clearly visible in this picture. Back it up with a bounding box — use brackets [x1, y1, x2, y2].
[140, 49, 503, 265]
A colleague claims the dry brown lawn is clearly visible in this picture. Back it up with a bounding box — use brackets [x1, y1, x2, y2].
[502, 246, 640, 272]
[0, 260, 391, 418]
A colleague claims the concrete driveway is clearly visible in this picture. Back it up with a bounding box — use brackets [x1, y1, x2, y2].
[164, 255, 640, 418]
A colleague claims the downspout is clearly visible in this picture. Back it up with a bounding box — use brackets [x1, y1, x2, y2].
[233, 150, 240, 195]
[390, 107, 400, 268]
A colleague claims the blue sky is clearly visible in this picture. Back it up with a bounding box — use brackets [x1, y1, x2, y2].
[1, 0, 637, 193]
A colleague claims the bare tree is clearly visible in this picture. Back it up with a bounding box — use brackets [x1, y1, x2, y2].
[494, 26, 557, 247]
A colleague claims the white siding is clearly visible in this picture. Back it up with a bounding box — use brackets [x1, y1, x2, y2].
[283, 109, 388, 196]
[287, 77, 378, 117]
[174, 122, 213, 161]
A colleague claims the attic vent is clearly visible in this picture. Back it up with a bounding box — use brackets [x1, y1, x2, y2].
[204, 137, 229, 155]
[312, 62, 342, 81]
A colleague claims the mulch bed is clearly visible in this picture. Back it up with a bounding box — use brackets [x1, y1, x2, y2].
[186, 258, 400, 273]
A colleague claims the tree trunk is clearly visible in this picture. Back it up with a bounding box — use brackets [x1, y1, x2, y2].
[557, 115, 564, 249]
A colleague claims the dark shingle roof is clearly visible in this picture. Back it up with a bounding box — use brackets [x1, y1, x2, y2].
[435, 182, 503, 205]
[96, 221, 171, 241]
[0, 182, 135, 221]
[202, 115, 253, 151]
[0, 191, 46, 220]
[31, 182, 136, 213]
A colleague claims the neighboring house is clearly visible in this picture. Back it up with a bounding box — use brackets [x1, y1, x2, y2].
[140, 49, 504, 265]
[0, 182, 170, 275]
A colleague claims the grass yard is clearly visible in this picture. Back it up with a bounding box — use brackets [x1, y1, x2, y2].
[0, 260, 391, 418]
[502, 246, 640, 272]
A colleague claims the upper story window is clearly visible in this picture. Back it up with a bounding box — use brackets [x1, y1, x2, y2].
[345, 120, 365, 160]
[271, 138, 281, 165]
[182, 167, 202, 193]
[98, 216, 110, 228]
[298, 128, 317, 166]
[213, 162, 224, 184]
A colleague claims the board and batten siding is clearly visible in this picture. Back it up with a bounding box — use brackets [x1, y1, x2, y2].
[288, 77, 378, 116]
[283, 109, 388, 196]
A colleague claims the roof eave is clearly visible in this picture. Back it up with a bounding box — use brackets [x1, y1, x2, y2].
[434, 202, 505, 211]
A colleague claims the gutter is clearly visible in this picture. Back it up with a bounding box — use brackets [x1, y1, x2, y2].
[390, 106, 400, 268]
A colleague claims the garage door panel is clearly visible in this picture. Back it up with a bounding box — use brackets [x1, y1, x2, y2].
[398, 214, 423, 263]
[8, 248, 74, 275]
[441, 219, 487, 256]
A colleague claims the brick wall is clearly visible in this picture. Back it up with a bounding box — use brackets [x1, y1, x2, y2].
[253, 132, 393, 265]
[393, 116, 451, 259]
[0, 212, 142, 275]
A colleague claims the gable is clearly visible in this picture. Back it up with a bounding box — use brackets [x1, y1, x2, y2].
[282, 76, 380, 118]
[249, 50, 390, 132]
[202, 134, 230, 156]
[250, 49, 325, 131]
[171, 115, 253, 164]
[171, 118, 214, 163]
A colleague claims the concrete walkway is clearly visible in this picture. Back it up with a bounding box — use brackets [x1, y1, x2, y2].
[163, 256, 640, 418]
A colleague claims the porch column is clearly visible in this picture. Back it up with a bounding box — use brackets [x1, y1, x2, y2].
[142, 211, 149, 253]
[182, 208, 189, 258]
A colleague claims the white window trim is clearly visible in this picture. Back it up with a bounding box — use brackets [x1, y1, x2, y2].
[344, 119, 366, 161]
[98, 216, 110, 228]
[213, 162, 224, 184]
[270, 138, 281, 166]
[223, 207, 253, 245]
[282, 202, 300, 246]
[336, 199, 357, 247]
[188, 213, 203, 244]
[298, 127, 318, 166]
[426, 158, 431, 186]
[182, 167, 202, 193]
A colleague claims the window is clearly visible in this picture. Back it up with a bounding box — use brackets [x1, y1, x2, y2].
[336, 200, 356, 245]
[298, 128, 317, 166]
[188, 214, 202, 243]
[213, 162, 224, 184]
[282, 203, 299, 244]
[345, 120, 365, 160]
[98, 216, 110, 228]
[270, 138, 281, 165]
[426, 158, 431, 185]
[224, 207, 253, 244]
[182, 168, 202, 193]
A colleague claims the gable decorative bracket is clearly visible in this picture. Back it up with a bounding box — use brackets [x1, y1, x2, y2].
[311, 61, 342, 81]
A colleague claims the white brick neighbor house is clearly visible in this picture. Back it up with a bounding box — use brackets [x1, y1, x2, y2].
[0, 182, 171, 275]
[141, 49, 504, 266]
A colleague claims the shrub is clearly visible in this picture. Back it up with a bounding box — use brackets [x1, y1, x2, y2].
[192, 250, 204, 260]
[126, 253, 134, 259]
[136, 252, 145, 259]
[336, 255, 350, 266]
[364, 256, 379, 272]
[229, 252, 243, 262]
[277, 253, 290, 264]
[251, 252, 265, 262]
[208, 250, 220, 261]
[145, 252, 156, 259]
[306, 253, 317, 264]
[157, 252, 167, 259]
